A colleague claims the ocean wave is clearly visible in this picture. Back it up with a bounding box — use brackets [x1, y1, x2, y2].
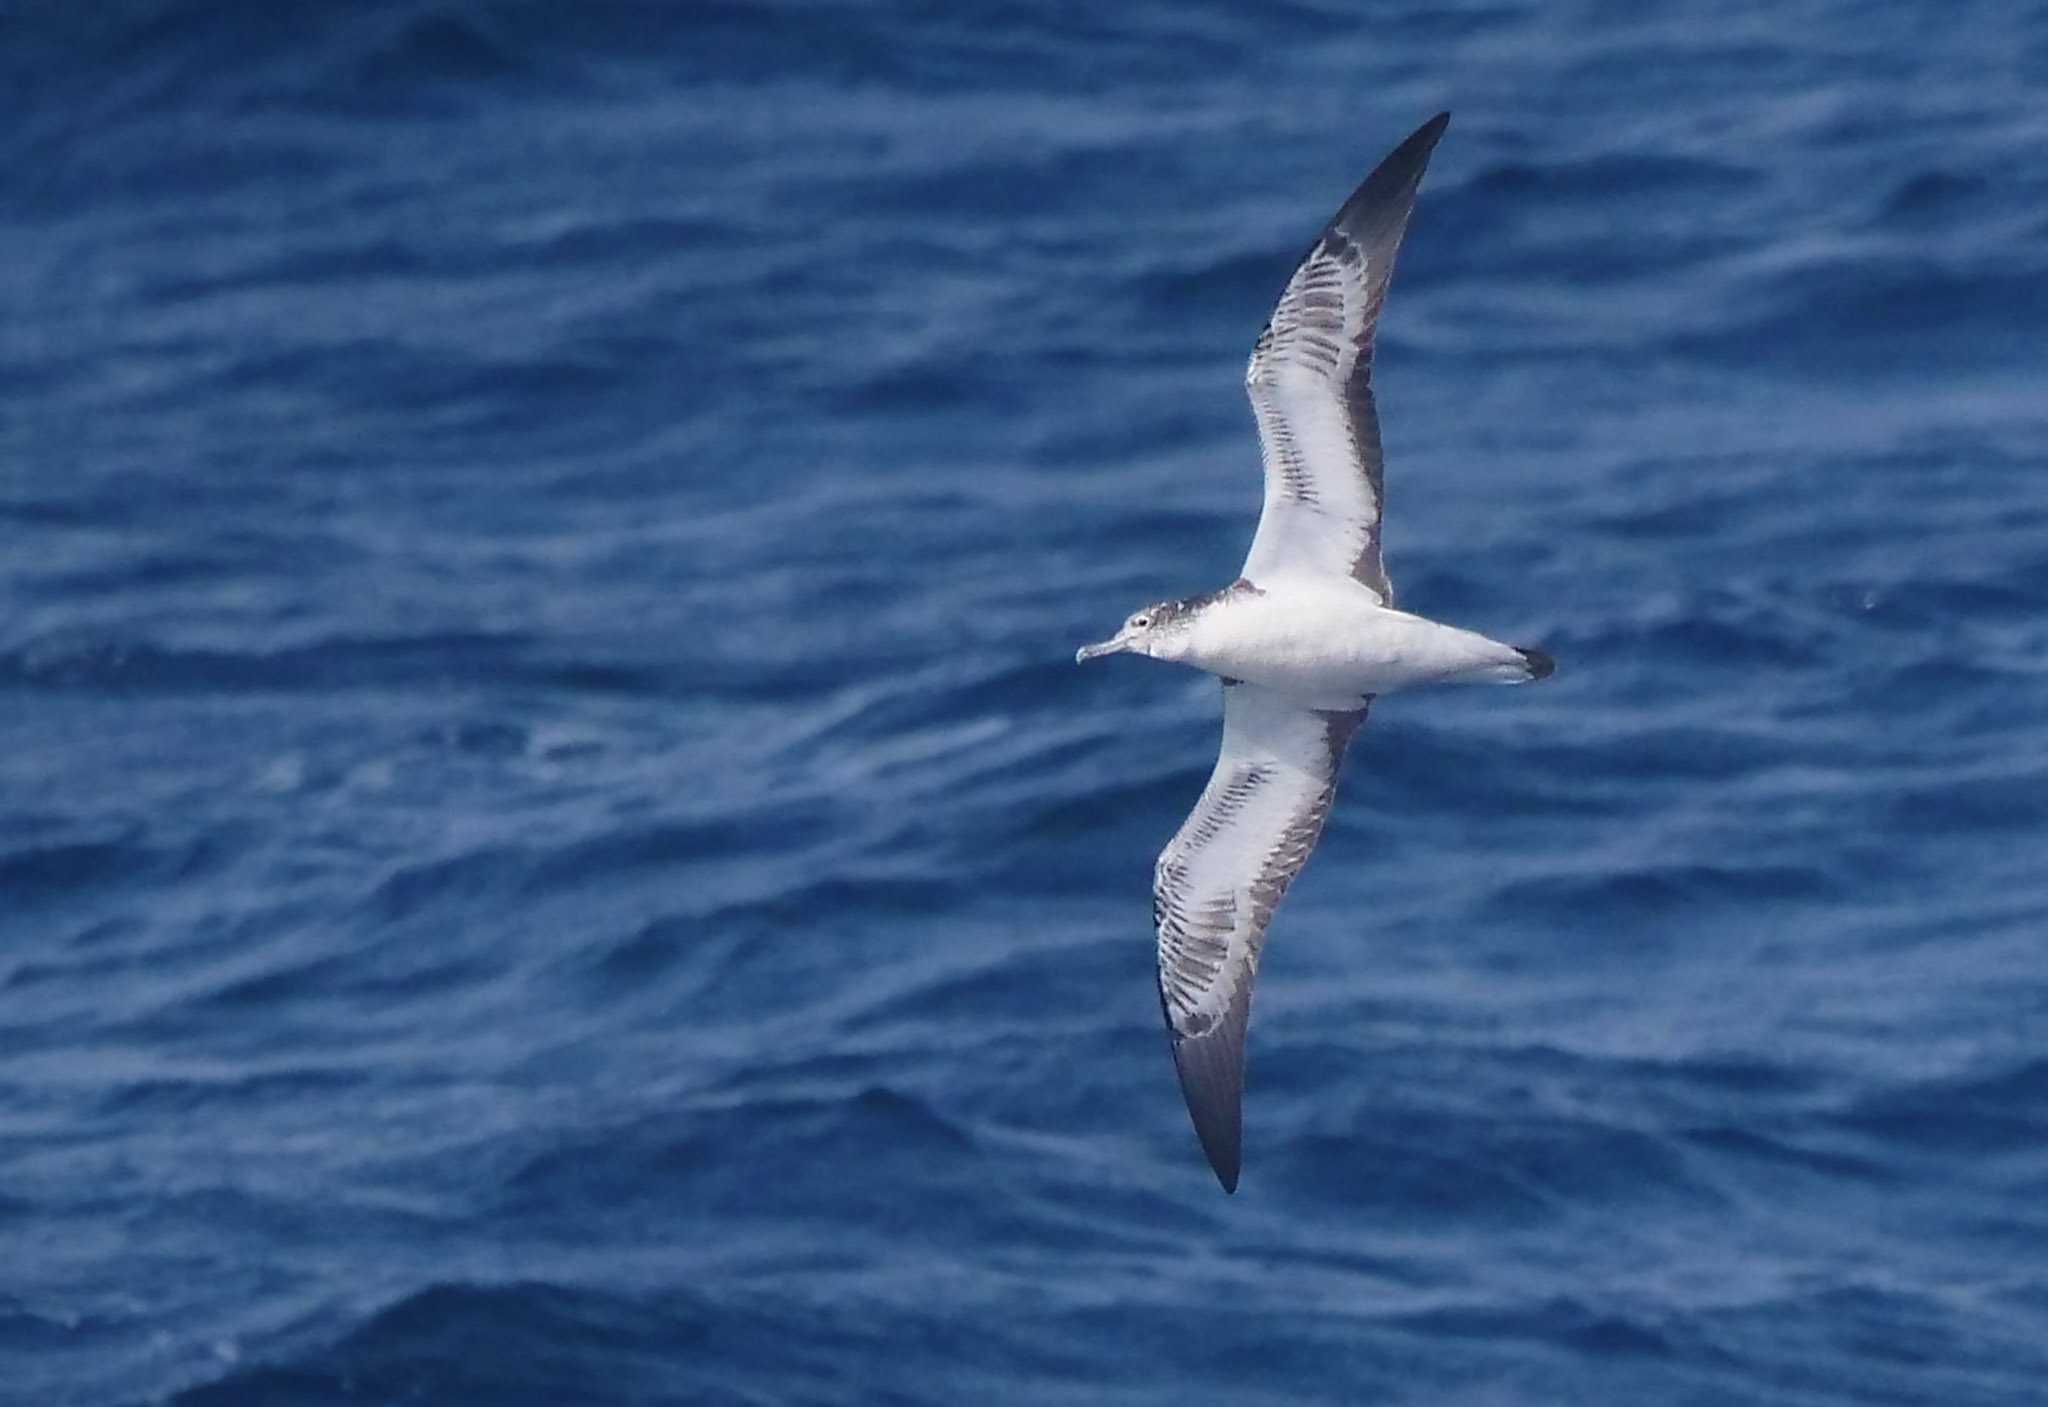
[10, 3, 2048, 1405]
[1674, 255, 2048, 371]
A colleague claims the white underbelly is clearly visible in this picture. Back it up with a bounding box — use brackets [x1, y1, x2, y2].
[1195, 592, 1521, 701]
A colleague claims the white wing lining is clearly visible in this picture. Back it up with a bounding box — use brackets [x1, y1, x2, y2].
[1152, 683, 1366, 1191]
[1240, 112, 1448, 606]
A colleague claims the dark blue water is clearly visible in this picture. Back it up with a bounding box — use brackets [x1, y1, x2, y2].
[6, 2, 2048, 1403]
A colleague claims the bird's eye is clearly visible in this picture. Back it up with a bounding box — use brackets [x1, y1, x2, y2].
[1132, 615, 1151, 629]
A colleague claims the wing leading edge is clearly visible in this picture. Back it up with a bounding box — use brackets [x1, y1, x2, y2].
[1241, 112, 1448, 605]
[1153, 684, 1367, 1191]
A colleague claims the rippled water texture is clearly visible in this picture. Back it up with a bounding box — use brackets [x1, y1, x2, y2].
[5, 2, 2048, 1403]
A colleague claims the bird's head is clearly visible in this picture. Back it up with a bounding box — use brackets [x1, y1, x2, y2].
[1075, 599, 1194, 664]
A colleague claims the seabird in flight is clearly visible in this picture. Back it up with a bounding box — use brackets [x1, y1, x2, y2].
[1076, 112, 1555, 1192]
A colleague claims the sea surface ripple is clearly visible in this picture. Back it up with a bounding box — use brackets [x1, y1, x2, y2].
[4, 2, 2047, 1403]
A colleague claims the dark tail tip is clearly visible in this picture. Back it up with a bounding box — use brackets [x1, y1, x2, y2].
[1517, 647, 1556, 681]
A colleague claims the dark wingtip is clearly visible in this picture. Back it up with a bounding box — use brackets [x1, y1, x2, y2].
[1517, 646, 1556, 681]
[1327, 111, 1453, 255]
[1389, 111, 1452, 170]
[1176, 1035, 1242, 1193]
[1167, 987, 1250, 1194]
[1380, 111, 1450, 182]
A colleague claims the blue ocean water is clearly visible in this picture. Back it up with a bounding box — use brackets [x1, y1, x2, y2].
[5, 1, 2048, 1402]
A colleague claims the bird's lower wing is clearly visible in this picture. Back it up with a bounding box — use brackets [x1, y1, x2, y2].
[1152, 684, 1367, 1191]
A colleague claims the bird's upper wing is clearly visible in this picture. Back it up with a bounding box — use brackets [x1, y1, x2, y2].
[1153, 683, 1367, 1192]
[1240, 112, 1448, 607]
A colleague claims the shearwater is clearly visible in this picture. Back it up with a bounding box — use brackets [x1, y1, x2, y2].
[1075, 112, 1555, 1193]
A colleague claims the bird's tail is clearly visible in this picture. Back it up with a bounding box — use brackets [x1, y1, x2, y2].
[1515, 646, 1556, 681]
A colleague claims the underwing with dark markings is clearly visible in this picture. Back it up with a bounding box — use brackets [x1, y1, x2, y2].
[1075, 113, 1557, 1192]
